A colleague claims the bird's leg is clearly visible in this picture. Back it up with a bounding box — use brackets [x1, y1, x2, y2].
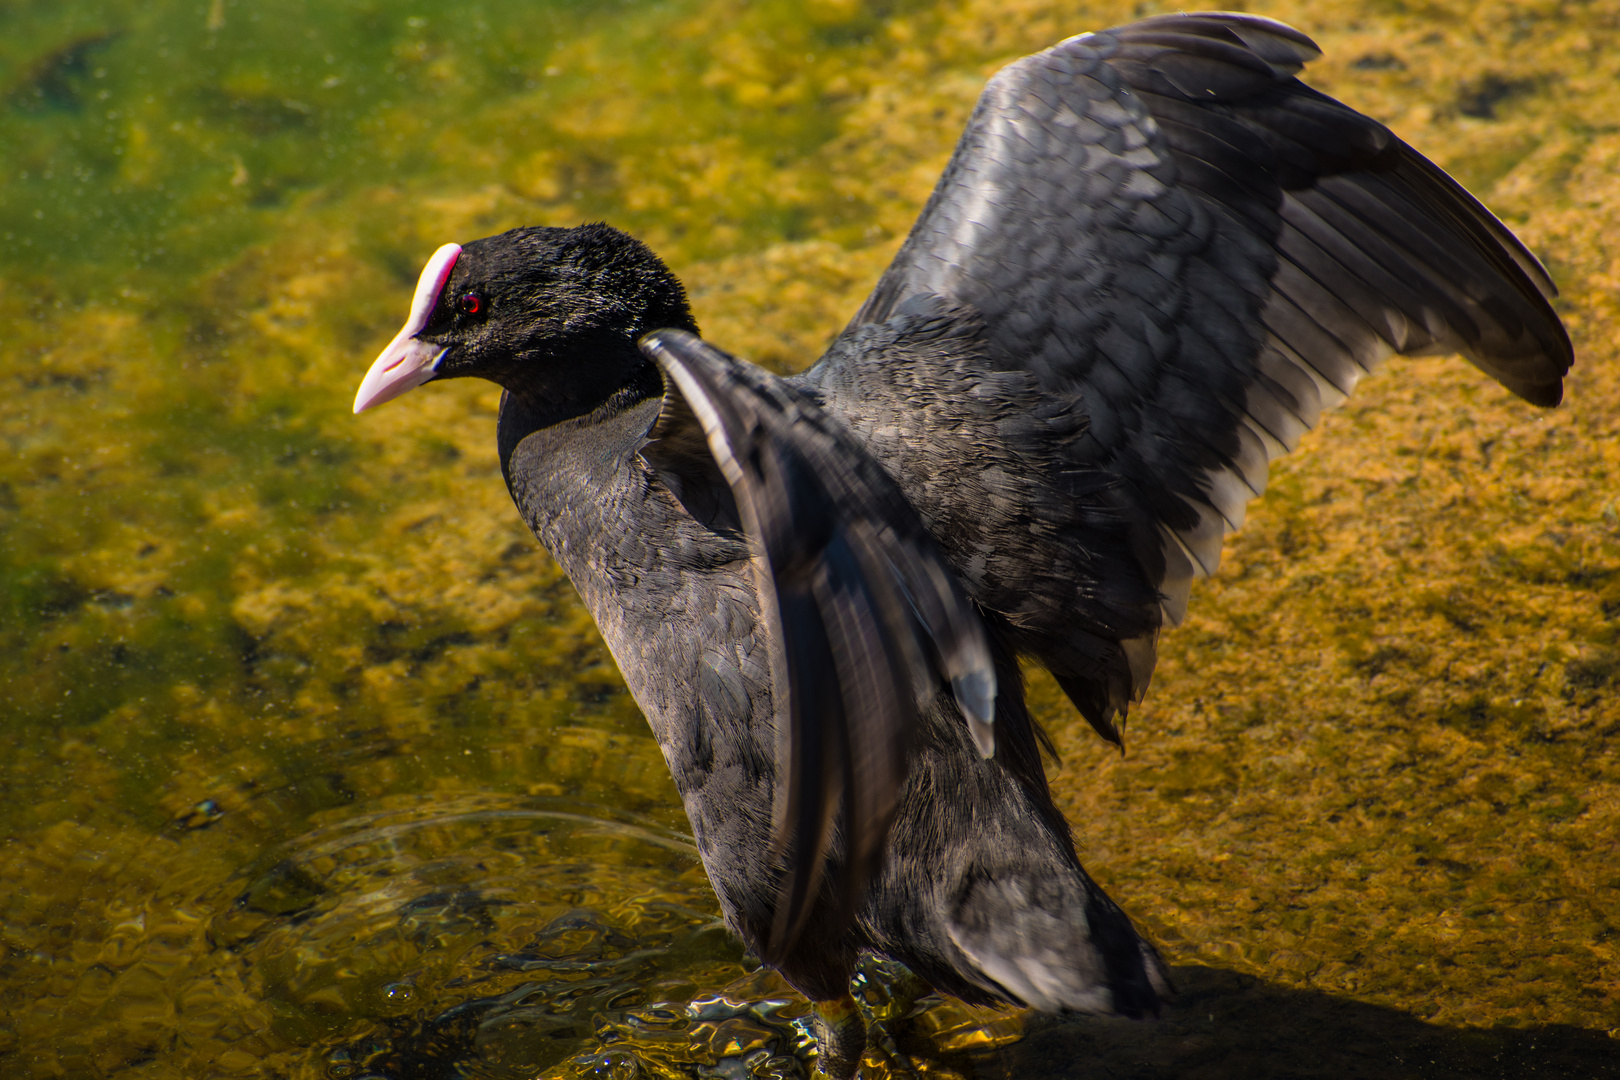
[811, 994, 866, 1080]
[854, 955, 930, 1022]
[851, 956, 929, 1077]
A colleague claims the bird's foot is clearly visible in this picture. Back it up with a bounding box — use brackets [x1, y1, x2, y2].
[812, 960, 934, 1078]
[810, 994, 865, 1080]
[848, 956, 930, 1078]
[851, 955, 930, 1024]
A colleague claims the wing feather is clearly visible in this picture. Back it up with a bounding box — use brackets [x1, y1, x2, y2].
[823, 11, 1571, 737]
[639, 328, 997, 962]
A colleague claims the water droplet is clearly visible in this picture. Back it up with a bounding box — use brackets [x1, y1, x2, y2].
[382, 982, 415, 1004]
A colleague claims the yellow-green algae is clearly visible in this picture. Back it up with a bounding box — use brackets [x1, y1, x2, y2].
[1, 0, 1618, 1076]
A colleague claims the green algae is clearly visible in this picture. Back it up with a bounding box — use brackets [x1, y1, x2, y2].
[2, 0, 1619, 1077]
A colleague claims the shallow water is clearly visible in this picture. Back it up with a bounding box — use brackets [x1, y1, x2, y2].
[2, 0, 1618, 1077]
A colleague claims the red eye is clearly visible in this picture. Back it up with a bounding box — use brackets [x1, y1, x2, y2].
[459, 293, 482, 315]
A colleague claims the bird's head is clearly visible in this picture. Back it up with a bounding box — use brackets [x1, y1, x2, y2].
[353, 223, 697, 414]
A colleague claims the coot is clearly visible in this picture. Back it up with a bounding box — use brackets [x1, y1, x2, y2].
[353, 13, 1571, 1076]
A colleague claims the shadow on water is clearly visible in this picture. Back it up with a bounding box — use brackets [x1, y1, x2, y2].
[1000, 967, 1620, 1080]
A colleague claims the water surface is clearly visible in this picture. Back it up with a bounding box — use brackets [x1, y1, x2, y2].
[2, 0, 1617, 1076]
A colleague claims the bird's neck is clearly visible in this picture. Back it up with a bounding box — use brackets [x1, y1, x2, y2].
[493, 335, 664, 431]
[495, 360, 661, 550]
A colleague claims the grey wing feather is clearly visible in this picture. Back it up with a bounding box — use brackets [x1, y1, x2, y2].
[638, 328, 996, 963]
[829, 11, 1571, 739]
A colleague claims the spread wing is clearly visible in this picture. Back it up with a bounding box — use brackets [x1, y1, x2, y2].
[830, 12, 1572, 739]
[637, 328, 996, 964]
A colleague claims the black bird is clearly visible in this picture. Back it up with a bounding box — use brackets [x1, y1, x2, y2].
[353, 13, 1571, 1076]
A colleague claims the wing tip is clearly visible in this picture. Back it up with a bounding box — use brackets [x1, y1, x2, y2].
[1511, 377, 1565, 408]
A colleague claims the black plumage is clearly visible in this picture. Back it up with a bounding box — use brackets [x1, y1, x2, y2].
[352, 13, 1571, 1076]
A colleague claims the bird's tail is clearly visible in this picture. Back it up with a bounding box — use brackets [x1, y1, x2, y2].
[944, 860, 1172, 1016]
[862, 674, 1171, 1018]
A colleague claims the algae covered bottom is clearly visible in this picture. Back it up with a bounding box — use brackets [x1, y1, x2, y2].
[0, 0, 1617, 1077]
